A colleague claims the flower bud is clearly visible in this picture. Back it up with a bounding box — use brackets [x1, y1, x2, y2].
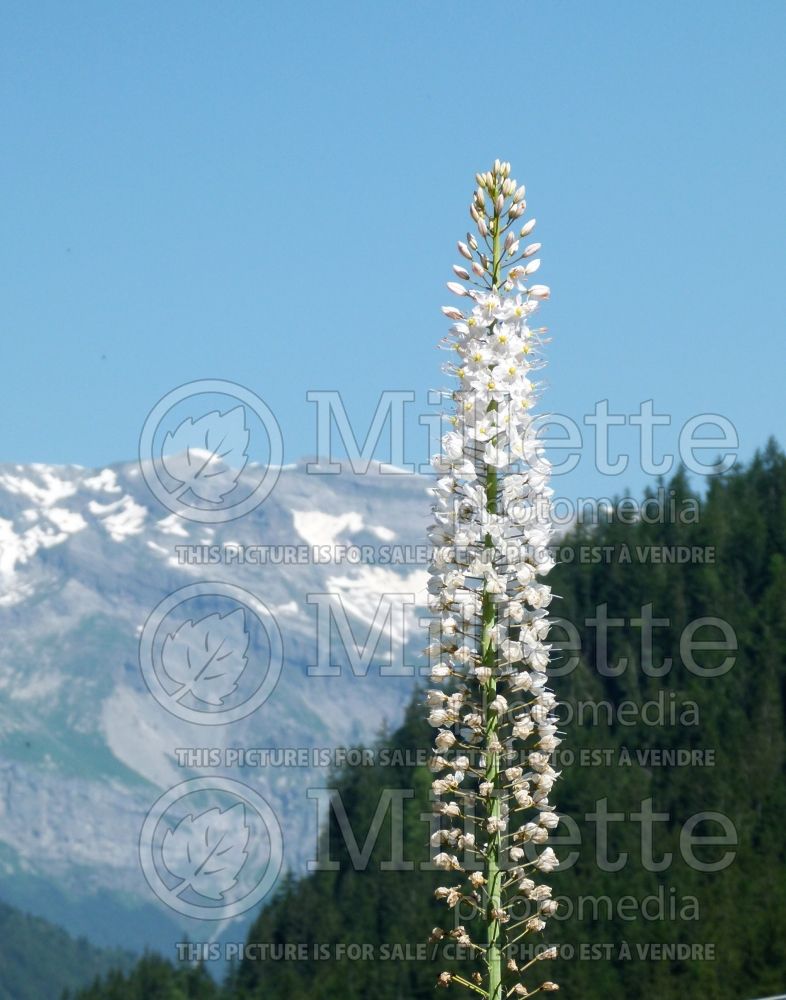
[524, 259, 541, 274]
[457, 241, 473, 260]
[523, 242, 541, 258]
[452, 265, 470, 280]
[441, 306, 464, 320]
[446, 281, 467, 296]
[528, 284, 551, 299]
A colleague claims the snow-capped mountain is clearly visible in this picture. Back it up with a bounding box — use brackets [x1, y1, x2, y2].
[0, 458, 429, 950]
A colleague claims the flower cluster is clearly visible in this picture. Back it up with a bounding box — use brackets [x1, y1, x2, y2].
[427, 160, 562, 999]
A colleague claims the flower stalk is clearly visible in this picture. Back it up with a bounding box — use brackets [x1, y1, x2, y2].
[428, 160, 561, 998]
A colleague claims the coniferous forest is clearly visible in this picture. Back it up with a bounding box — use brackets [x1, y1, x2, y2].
[70, 443, 786, 1000]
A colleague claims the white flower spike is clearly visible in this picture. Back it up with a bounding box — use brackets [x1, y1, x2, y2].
[428, 160, 561, 1000]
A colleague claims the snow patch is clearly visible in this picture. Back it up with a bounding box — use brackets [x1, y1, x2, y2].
[0, 470, 76, 507]
[157, 514, 189, 537]
[325, 565, 428, 632]
[369, 524, 396, 541]
[7, 671, 65, 702]
[90, 496, 148, 541]
[83, 469, 122, 494]
[292, 509, 364, 547]
[0, 579, 35, 607]
[45, 507, 87, 533]
[0, 518, 69, 575]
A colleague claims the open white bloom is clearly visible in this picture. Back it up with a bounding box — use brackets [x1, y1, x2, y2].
[426, 161, 562, 1000]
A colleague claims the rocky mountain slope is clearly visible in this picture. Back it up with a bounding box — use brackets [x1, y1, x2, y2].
[0, 458, 429, 951]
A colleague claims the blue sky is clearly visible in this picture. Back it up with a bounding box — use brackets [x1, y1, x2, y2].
[1, 0, 783, 502]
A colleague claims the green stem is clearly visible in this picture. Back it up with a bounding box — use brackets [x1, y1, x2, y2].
[482, 200, 503, 1000]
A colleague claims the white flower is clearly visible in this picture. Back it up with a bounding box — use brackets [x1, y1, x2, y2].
[435, 730, 456, 750]
[535, 847, 559, 873]
[500, 639, 523, 663]
[512, 717, 535, 740]
[442, 431, 465, 461]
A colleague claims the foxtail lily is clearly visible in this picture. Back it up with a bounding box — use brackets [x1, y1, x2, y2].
[427, 159, 561, 999]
